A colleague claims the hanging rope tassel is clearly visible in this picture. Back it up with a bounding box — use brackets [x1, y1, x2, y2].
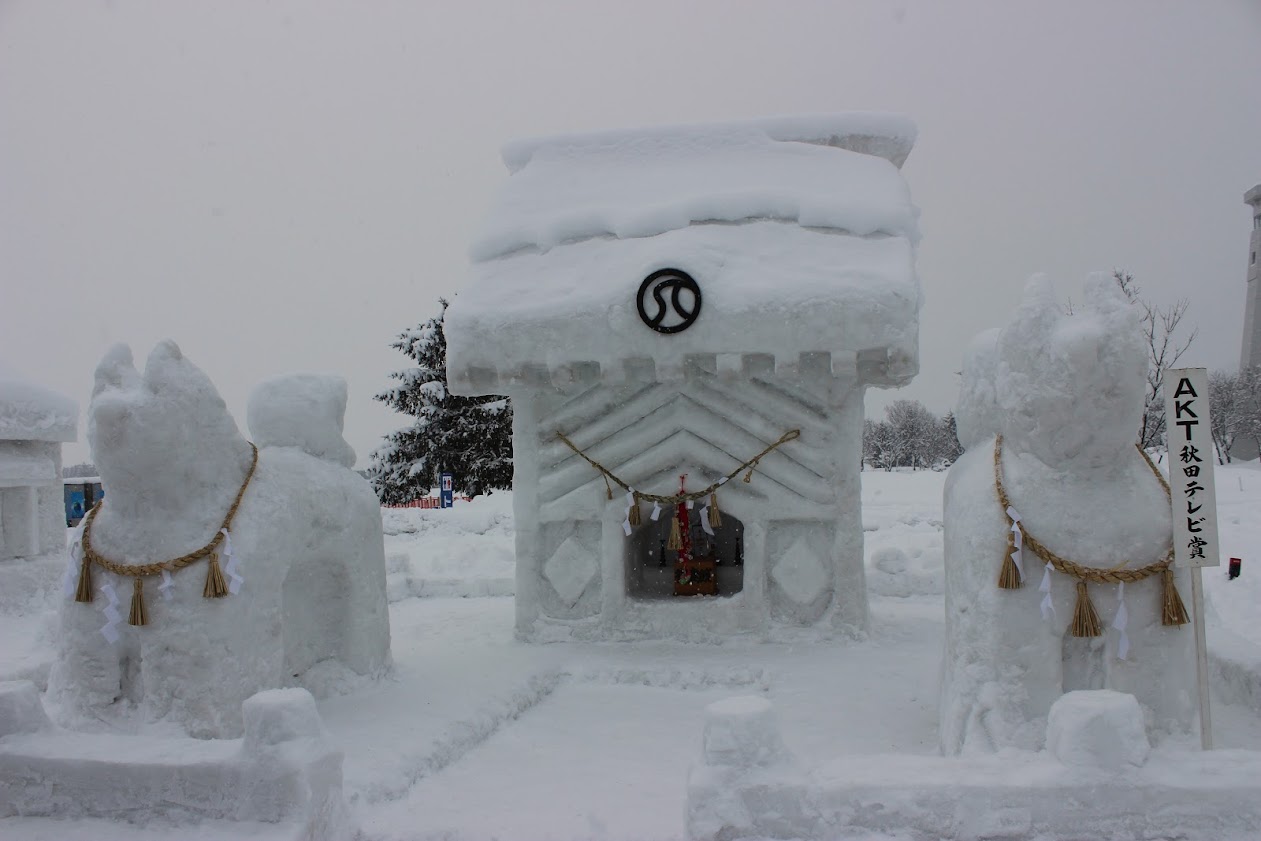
[203, 552, 229, 599]
[997, 527, 1023, 589]
[708, 493, 722, 529]
[128, 578, 148, 627]
[667, 515, 683, 551]
[602, 474, 613, 501]
[75, 552, 94, 603]
[627, 494, 642, 526]
[1161, 566, 1190, 627]
[1070, 580, 1102, 637]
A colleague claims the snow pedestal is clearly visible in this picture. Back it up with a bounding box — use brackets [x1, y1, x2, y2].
[685, 694, 1261, 841]
[0, 686, 350, 839]
[687, 696, 804, 841]
[0, 680, 51, 735]
[701, 695, 790, 767]
[447, 114, 924, 642]
[1046, 690, 1150, 771]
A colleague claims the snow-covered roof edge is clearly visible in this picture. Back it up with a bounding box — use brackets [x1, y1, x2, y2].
[0, 371, 79, 442]
[501, 112, 917, 173]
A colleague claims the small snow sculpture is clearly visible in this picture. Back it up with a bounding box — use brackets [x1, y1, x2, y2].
[940, 274, 1194, 755]
[46, 341, 390, 738]
[0, 366, 77, 561]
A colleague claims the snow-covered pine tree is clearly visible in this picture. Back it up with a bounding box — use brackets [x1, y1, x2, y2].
[369, 299, 513, 502]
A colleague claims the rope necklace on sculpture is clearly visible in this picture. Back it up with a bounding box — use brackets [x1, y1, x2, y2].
[74, 443, 259, 628]
[993, 434, 1188, 639]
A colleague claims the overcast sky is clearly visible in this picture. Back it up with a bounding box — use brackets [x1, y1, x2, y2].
[2, 0, 1259, 467]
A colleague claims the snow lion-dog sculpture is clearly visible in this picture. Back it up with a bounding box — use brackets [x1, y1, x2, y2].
[47, 340, 391, 738]
[939, 274, 1193, 754]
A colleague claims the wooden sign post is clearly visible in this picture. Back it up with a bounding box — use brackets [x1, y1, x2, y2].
[1164, 367, 1219, 750]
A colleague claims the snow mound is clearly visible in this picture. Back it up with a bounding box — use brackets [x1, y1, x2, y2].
[1046, 690, 1150, 771]
[247, 374, 356, 468]
[0, 365, 77, 443]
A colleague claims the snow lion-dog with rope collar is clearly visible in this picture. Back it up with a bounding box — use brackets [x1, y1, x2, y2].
[939, 274, 1194, 755]
[47, 340, 391, 738]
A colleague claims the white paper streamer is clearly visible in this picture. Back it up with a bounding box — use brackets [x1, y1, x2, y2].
[699, 506, 715, 536]
[1038, 562, 1055, 621]
[159, 569, 174, 600]
[99, 581, 122, 644]
[686, 499, 694, 509]
[220, 528, 243, 594]
[63, 540, 83, 599]
[622, 489, 636, 536]
[1112, 581, 1130, 661]
[1005, 505, 1025, 580]
[650, 502, 662, 522]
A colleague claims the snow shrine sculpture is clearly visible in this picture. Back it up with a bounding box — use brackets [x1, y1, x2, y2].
[0, 366, 77, 560]
[940, 275, 1195, 754]
[46, 341, 391, 738]
[446, 114, 922, 640]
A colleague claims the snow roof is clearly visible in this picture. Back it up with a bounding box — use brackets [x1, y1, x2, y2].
[0, 364, 78, 442]
[448, 113, 921, 396]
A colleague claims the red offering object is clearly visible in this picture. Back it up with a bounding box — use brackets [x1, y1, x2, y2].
[1229, 557, 1242, 580]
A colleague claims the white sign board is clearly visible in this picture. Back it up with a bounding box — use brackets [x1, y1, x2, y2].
[1164, 368, 1220, 568]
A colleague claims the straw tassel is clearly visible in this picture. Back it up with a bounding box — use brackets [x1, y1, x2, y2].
[667, 515, 683, 551]
[75, 553, 94, 603]
[997, 529, 1022, 589]
[1070, 580, 1102, 637]
[627, 494, 642, 526]
[1161, 566, 1190, 627]
[203, 552, 229, 598]
[707, 493, 722, 529]
[603, 474, 613, 501]
[128, 578, 148, 627]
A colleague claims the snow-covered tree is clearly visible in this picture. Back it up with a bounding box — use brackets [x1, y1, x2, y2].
[884, 399, 938, 469]
[1210, 366, 1261, 464]
[934, 411, 964, 468]
[862, 401, 961, 471]
[369, 299, 513, 502]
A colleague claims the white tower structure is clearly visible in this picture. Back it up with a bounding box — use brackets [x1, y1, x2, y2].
[1239, 185, 1261, 370]
[1235, 185, 1261, 460]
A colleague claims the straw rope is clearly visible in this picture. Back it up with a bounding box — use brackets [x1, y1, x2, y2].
[993, 434, 1188, 633]
[993, 435, 1173, 584]
[555, 429, 800, 505]
[80, 443, 259, 578]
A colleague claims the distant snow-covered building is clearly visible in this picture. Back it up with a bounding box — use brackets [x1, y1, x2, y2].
[0, 368, 78, 559]
[447, 114, 922, 640]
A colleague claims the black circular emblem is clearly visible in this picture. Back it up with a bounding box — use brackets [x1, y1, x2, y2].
[636, 269, 702, 334]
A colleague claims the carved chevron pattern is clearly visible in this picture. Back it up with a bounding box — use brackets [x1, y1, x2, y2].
[536, 379, 837, 514]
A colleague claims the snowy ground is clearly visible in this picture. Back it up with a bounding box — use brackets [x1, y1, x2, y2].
[3, 464, 1260, 840]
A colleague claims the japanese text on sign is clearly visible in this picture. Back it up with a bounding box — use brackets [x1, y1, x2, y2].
[1164, 368, 1220, 568]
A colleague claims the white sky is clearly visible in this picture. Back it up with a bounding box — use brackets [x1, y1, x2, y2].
[2, 0, 1259, 467]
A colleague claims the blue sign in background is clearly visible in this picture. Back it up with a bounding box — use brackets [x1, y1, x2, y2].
[440, 473, 454, 509]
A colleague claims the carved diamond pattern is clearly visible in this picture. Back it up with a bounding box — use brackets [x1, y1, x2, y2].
[543, 536, 597, 607]
[771, 537, 828, 605]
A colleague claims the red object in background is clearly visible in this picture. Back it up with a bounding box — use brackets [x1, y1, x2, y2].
[1229, 557, 1242, 580]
